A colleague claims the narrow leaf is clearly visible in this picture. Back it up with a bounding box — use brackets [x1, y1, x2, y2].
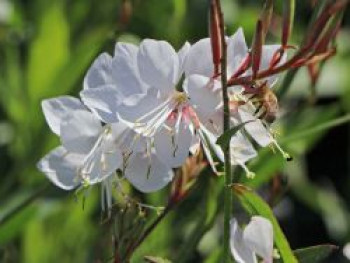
[232, 184, 298, 263]
[216, 121, 252, 151]
[144, 256, 172, 263]
[282, 113, 350, 143]
[294, 245, 337, 263]
[276, 245, 338, 263]
[282, 0, 295, 47]
[28, 1, 69, 101]
[260, 0, 274, 38]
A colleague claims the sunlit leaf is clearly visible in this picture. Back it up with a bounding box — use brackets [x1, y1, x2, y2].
[144, 256, 172, 263]
[27, 0, 69, 101]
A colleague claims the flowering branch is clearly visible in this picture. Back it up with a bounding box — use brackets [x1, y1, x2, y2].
[209, 0, 232, 261]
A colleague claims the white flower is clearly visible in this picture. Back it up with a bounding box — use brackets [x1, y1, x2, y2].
[230, 216, 274, 263]
[183, 28, 291, 173]
[75, 41, 180, 192]
[37, 96, 123, 190]
[81, 39, 195, 170]
[38, 95, 174, 194]
[80, 38, 259, 175]
[343, 243, 350, 260]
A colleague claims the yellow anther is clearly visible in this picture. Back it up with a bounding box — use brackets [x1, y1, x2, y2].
[173, 91, 188, 104]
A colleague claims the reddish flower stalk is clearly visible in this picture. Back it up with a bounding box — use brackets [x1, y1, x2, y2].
[227, 46, 336, 87]
[209, 0, 222, 77]
[227, 0, 346, 88]
[251, 20, 263, 79]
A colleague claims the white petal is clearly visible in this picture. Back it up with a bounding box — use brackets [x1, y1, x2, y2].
[125, 152, 174, 193]
[227, 28, 249, 76]
[343, 243, 350, 260]
[100, 130, 124, 178]
[230, 132, 257, 165]
[83, 53, 113, 90]
[137, 39, 179, 95]
[80, 85, 122, 123]
[100, 149, 123, 181]
[238, 108, 273, 147]
[83, 145, 122, 184]
[243, 216, 274, 262]
[41, 96, 86, 135]
[118, 87, 172, 136]
[112, 43, 147, 97]
[37, 146, 83, 190]
[184, 38, 213, 77]
[260, 45, 287, 86]
[177, 41, 191, 80]
[199, 109, 224, 136]
[184, 75, 221, 118]
[230, 218, 257, 263]
[154, 119, 193, 168]
[110, 122, 147, 153]
[60, 110, 102, 154]
[114, 42, 138, 58]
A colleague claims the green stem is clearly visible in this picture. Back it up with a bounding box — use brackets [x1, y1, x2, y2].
[215, 0, 231, 261]
[0, 184, 49, 226]
[282, 113, 350, 142]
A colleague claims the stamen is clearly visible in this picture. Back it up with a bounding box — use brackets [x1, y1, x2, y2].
[239, 162, 256, 179]
[140, 101, 174, 137]
[146, 164, 152, 179]
[101, 154, 108, 173]
[271, 139, 293, 161]
[135, 97, 172, 124]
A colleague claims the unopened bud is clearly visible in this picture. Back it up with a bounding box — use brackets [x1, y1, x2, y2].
[251, 20, 263, 79]
[209, 0, 222, 76]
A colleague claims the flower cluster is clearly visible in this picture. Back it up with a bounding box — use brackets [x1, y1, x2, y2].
[37, 29, 288, 200]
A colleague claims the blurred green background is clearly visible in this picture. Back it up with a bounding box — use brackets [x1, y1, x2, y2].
[0, 0, 350, 262]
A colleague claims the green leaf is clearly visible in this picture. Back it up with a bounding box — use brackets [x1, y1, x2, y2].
[0, 204, 38, 245]
[28, 26, 110, 137]
[276, 245, 338, 263]
[144, 256, 172, 263]
[175, 175, 221, 262]
[283, 113, 350, 143]
[216, 121, 252, 151]
[232, 184, 297, 263]
[46, 26, 110, 97]
[27, 0, 69, 101]
[23, 192, 98, 263]
[242, 149, 284, 188]
[294, 245, 337, 263]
